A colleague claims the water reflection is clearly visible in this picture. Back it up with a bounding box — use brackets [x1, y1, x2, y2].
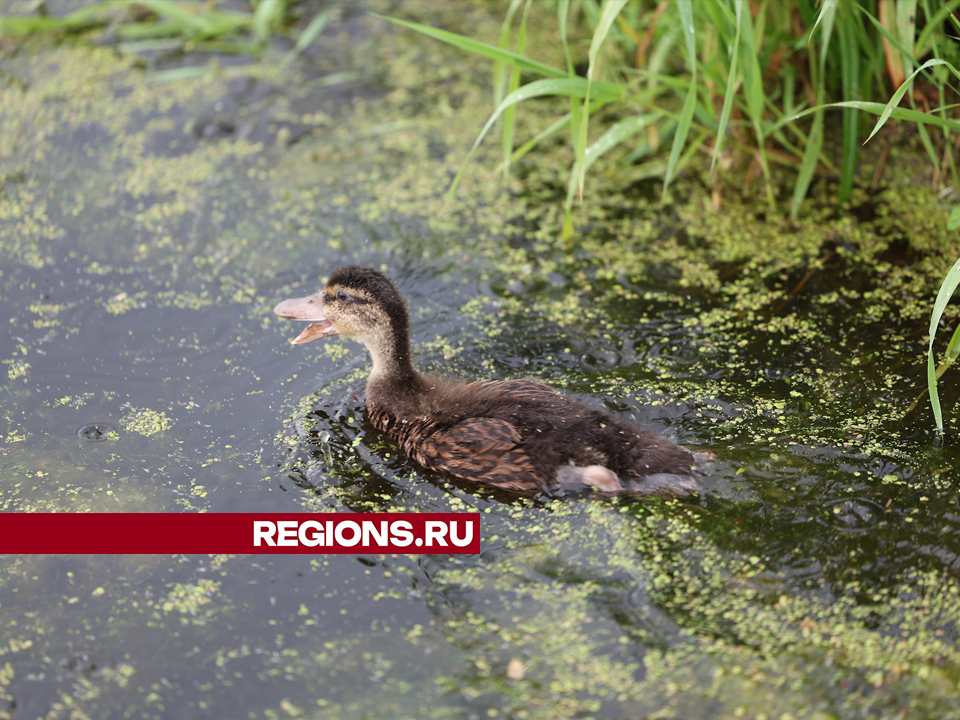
[818, 497, 886, 532]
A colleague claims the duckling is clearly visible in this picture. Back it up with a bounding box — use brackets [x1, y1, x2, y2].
[274, 266, 697, 495]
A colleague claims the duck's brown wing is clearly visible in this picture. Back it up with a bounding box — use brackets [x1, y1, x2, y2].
[417, 417, 545, 491]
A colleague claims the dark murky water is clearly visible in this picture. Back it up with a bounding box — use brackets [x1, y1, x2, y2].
[2, 3, 960, 719]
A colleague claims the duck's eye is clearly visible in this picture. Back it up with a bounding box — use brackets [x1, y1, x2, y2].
[336, 290, 348, 301]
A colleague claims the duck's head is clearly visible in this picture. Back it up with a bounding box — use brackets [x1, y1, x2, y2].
[274, 266, 412, 375]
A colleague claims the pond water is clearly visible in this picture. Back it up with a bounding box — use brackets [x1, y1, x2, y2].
[2, 2, 960, 719]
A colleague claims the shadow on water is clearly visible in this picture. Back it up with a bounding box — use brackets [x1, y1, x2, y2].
[1, 2, 960, 719]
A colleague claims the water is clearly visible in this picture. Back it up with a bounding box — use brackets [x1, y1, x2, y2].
[1, 3, 959, 719]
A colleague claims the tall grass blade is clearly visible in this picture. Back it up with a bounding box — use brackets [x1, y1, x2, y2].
[252, 0, 283, 43]
[791, 109, 823, 217]
[503, 1, 531, 179]
[864, 59, 960, 142]
[373, 14, 566, 79]
[114, 21, 187, 40]
[447, 77, 623, 203]
[137, 0, 216, 36]
[857, 4, 916, 61]
[557, 0, 575, 75]
[923, 0, 960, 193]
[916, 0, 960, 56]
[896, 0, 917, 77]
[838, 8, 860, 205]
[494, 0, 524, 108]
[814, 0, 838, 69]
[565, 112, 661, 212]
[507, 100, 608, 167]
[0, 16, 85, 34]
[712, 0, 743, 172]
[662, 0, 697, 200]
[791, 0, 837, 217]
[809, 0, 838, 40]
[928, 258, 960, 436]
[945, 323, 960, 365]
[737, 0, 774, 206]
[286, 6, 335, 60]
[576, 0, 629, 202]
[585, 0, 628, 84]
[782, 99, 960, 133]
[558, 0, 580, 158]
[147, 65, 216, 82]
[569, 98, 583, 164]
[510, 114, 572, 167]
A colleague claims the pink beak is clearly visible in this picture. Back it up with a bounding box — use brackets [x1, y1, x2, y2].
[273, 293, 340, 344]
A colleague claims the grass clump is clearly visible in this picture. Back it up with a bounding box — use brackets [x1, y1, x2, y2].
[381, 0, 960, 229]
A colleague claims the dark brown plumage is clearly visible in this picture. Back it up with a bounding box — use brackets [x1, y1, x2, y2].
[274, 266, 698, 495]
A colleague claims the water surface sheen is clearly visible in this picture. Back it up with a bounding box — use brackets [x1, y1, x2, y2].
[1, 3, 959, 719]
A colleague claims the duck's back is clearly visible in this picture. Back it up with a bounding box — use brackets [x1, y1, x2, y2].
[367, 376, 696, 493]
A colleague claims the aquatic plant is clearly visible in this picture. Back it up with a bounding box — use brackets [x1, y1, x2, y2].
[379, 0, 960, 232]
[928, 258, 960, 435]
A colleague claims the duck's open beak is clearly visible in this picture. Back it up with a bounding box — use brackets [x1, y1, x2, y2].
[273, 293, 340, 345]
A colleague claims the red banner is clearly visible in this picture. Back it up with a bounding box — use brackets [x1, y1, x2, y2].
[0, 513, 480, 554]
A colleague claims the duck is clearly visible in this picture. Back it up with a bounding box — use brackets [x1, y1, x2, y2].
[274, 266, 698, 495]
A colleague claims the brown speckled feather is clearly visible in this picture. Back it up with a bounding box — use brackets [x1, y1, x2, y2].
[418, 417, 544, 490]
[367, 378, 557, 488]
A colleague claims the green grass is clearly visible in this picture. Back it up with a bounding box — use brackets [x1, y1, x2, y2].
[378, 0, 960, 223]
